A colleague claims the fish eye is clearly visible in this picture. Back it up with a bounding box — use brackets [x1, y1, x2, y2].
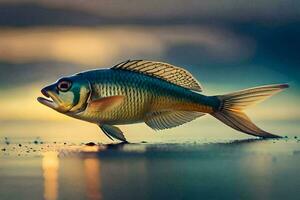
[58, 80, 72, 92]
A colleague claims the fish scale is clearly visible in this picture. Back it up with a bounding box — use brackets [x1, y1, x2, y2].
[83, 71, 155, 123]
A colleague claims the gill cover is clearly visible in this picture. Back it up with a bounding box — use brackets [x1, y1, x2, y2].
[68, 80, 92, 113]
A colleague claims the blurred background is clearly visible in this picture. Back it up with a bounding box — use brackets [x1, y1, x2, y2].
[0, 0, 299, 143]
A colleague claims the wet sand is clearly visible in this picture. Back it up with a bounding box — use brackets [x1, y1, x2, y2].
[1, 138, 300, 200]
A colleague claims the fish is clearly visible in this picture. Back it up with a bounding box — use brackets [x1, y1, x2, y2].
[37, 60, 289, 142]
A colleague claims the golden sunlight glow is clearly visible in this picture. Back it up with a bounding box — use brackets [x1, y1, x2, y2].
[82, 146, 102, 152]
[0, 27, 164, 66]
[0, 84, 68, 121]
[0, 26, 251, 66]
[43, 151, 59, 200]
[84, 158, 102, 200]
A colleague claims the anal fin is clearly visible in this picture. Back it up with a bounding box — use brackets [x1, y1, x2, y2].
[145, 110, 205, 130]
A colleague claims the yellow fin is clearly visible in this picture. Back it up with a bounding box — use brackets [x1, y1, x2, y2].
[112, 60, 203, 92]
[212, 84, 289, 138]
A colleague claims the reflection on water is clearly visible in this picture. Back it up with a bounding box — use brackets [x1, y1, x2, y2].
[2, 140, 300, 200]
[42, 152, 59, 200]
[240, 154, 273, 200]
[84, 158, 102, 200]
[42, 150, 103, 200]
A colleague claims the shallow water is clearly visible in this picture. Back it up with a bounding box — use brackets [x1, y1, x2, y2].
[1, 138, 300, 200]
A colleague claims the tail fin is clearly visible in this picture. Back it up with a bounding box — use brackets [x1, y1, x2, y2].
[211, 84, 289, 138]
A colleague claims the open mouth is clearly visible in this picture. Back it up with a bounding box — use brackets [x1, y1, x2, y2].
[37, 89, 58, 109]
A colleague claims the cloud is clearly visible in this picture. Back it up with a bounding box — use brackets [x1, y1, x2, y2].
[0, 0, 299, 22]
[0, 26, 254, 66]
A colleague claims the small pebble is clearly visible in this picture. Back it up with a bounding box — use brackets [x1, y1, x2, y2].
[34, 140, 38, 144]
[19, 144, 22, 147]
[1, 148, 6, 151]
[85, 142, 96, 146]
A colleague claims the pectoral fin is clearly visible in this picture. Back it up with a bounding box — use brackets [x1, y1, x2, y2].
[88, 95, 125, 112]
[99, 124, 127, 142]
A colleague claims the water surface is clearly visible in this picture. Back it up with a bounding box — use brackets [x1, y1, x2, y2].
[1, 138, 300, 200]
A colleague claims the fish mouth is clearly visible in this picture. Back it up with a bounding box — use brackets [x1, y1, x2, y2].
[37, 89, 58, 109]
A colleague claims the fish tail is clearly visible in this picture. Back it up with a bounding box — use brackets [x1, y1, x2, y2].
[211, 84, 289, 138]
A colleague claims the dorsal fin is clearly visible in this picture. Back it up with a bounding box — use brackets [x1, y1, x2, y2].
[111, 60, 203, 92]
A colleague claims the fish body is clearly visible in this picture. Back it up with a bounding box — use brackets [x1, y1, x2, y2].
[74, 69, 218, 125]
[38, 60, 289, 142]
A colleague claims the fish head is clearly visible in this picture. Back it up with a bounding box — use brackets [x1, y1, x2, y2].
[37, 75, 91, 113]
